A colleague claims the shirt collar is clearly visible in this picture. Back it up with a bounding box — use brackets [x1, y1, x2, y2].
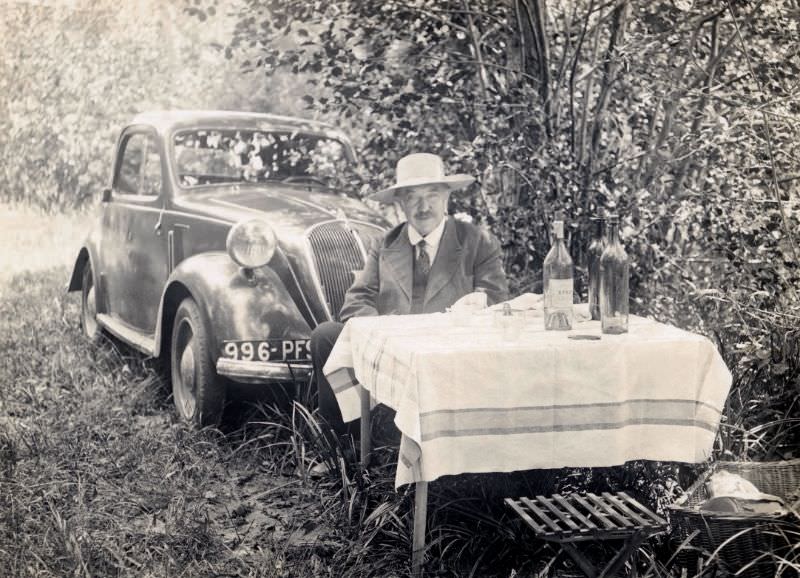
[407, 216, 447, 256]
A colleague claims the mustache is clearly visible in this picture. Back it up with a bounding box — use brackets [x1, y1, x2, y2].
[414, 211, 435, 219]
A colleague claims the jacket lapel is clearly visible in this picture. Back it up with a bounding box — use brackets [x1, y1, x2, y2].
[383, 224, 413, 301]
[425, 217, 462, 303]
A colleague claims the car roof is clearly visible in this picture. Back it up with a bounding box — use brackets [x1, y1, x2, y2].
[130, 110, 348, 141]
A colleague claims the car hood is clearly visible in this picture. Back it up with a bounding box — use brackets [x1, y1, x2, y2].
[174, 184, 389, 236]
[170, 183, 389, 324]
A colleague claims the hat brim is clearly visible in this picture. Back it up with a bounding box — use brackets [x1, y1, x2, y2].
[367, 175, 475, 204]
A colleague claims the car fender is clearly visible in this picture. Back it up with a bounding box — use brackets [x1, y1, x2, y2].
[68, 217, 102, 287]
[153, 252, 312, 360]
[67, 246, 93, 292]
[66, 240, 107, 312]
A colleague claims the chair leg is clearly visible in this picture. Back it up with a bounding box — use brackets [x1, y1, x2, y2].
[562, 543, 600, 578]
[599, 532, 645, 578]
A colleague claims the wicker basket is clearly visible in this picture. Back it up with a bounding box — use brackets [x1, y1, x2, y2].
[669, 459, 800, 578]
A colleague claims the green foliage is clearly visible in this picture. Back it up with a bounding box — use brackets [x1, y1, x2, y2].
[0, 0, 271, 212]
[217, 0, 800, 459]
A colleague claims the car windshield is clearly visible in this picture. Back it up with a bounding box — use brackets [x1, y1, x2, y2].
[173, 129, 354, 189]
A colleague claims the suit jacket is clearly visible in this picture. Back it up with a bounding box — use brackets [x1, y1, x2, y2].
[339, 216, 509, 321]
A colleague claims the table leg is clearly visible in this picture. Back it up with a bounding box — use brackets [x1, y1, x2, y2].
[412, 480, 429, 577]
[359, 385, 371, 469]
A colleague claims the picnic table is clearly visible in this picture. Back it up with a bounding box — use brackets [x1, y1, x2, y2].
[323, 310, 732, 574]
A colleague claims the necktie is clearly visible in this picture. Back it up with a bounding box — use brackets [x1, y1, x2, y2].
[411, 240, 430, 313]
[416, 240, 431, 279]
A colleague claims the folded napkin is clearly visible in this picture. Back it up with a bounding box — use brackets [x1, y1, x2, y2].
[700, 496, 788, 516]
[487, 292, 543, 311]
[449, 291, 488, 313]
[707, 470, 786, 504]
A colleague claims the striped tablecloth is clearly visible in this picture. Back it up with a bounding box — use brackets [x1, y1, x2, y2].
[323, 312, 732, 488]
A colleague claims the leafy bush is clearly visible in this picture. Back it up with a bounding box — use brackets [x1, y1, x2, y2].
[0, 0, 272, 212]
[217, 0, 799, 459]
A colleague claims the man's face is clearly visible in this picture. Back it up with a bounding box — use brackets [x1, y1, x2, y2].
[399, 186, 450, 236]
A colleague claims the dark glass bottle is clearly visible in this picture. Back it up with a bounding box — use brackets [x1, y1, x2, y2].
[543, 220, 574, 330]
[587, 217, 605, 321]
[599, 215, 629, 334]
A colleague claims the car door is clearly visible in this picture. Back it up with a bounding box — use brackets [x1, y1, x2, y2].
[102, 127, 169, 334]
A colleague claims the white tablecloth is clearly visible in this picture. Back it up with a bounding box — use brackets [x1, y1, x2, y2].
[323, 312, 732, 488]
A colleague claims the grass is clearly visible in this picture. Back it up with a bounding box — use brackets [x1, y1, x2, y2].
[1, 208, 798, 577]
[0, 202, 93, 292]
[0, 268, 341, 577]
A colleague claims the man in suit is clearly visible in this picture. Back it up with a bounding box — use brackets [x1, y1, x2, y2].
[310, 152, 509, 438]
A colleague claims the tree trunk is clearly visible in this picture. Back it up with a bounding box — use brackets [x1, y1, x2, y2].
[568, 0, 595, 156]
[583, 0, 630, 194]
[516, 0, 551, 133]
[576, 9, 602, 166]
[462, 0, 490, 103]
[670, 16, 720, 198]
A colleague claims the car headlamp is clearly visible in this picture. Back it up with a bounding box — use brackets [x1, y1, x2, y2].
[226, 219, 277, 269]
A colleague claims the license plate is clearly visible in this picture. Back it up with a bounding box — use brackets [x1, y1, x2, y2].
[221, 339, 311, 362]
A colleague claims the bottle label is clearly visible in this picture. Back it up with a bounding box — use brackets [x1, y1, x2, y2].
[546, 278, 573, 308]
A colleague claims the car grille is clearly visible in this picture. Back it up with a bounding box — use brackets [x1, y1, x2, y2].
[307, 221, 366, 320]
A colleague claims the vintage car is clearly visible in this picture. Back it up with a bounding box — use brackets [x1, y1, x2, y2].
[68, 110, 388, 425]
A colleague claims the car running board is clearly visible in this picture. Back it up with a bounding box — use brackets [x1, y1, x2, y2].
[96, 313, 156, 357]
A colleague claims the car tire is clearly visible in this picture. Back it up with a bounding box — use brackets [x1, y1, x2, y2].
[80, 262, 102, 343]
[170, 297, 225, 427]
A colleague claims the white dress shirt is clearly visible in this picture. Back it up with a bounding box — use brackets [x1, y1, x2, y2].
[407, 217, 447, 264]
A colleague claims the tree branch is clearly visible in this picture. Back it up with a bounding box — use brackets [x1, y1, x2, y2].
[670, 15, 720, 198]
[584, 0, 630, 191]
[462, 0, 490, 102]
[568, 0, 595, 154]
[576, 5, 603, 165]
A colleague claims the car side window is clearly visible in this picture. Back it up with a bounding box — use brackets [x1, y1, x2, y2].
[141, 136, 162, 197]
[115, 134, 145, 194]
[114, 132, 161, 197]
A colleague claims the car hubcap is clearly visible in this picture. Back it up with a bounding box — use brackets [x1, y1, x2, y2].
[175, 320, 197, 418]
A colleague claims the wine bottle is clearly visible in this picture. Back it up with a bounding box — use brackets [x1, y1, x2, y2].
[587, 217, 605, 321]
[543, 220, 574, 330]
[599, 215, 629, 334]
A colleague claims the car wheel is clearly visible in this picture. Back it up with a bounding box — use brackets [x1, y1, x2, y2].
[81, 263, 102, 343]
[170, 297, 225, 427]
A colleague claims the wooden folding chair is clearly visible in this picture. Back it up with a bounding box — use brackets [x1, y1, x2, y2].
[506, 491, 668, 578]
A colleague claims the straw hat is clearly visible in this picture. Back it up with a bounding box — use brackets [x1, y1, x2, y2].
[368, 153, 475, 203]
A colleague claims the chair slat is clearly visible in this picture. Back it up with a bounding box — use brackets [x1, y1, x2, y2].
[536, 494, 582, 532]
[586, 493, 634, 527]
[602, 492, 650, 527]
[521, 497, 563, 534]
[572, 493, 617, 530]
[504, 498, 546, 534]
[552, 494, 599, 531]
[619, 492, 667, 526]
